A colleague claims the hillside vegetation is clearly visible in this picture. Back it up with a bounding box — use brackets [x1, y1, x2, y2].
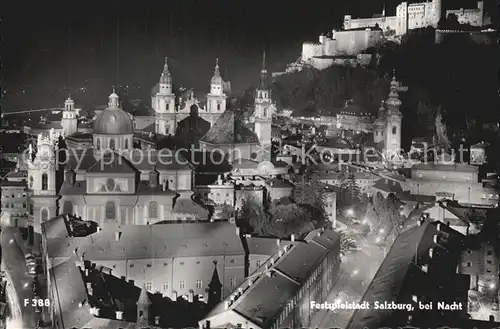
[269, 26, 499, 148]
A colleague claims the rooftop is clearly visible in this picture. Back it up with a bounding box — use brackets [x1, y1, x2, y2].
[200, 111, 259, 145]
[412, 163, 479, 173]
[45, 222, 245, 260]
[203, 230, 340, 328]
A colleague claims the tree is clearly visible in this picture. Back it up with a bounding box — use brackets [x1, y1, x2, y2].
[292, 175, 328, 226]
[239, 196, 271, 235]
[340, 232, 358, 256]
[268, 203, 311, 238]
[339, 172, 361, 205]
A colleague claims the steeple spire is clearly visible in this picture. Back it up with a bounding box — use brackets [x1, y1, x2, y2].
[257, 52, 269, 92]
[214, 58, 220, 77]
[385, 70, 402, 112]
[211, 58, 223, 87]
[160, 56, 172, 84]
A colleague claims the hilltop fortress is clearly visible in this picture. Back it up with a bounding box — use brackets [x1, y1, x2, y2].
[301, 0, 487, 69]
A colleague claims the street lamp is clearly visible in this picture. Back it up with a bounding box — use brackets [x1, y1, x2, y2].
[379, 229, 384, 234]
[489, 282, 496, 290]
[362, 218, 368, 224]
[347, 209, 354, 216]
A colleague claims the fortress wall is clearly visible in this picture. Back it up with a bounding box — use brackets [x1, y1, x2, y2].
[302, 43, 324, 61]
[324, 39, 338, 56]
[348, 17, 385, 29]
[310, 58, 335, 70]
[335, 30, 383, 55]
[446, 8, 483, 26]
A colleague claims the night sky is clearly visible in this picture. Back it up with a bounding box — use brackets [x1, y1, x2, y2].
[2, 0, 495, 110]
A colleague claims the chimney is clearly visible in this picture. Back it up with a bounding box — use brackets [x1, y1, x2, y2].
[437, 223, 441, 231]
[248, 279, 253, 287]
[171, 290, 178, 301]
[266, 271, 273, 277]
[238, 287, 243, 295]
[154, 316, 160, 325]
[128, 279, 135, 286]
[279, 250, 283, 257]
[65, 170, 75, 185]
[291, 234, 295, 242]
[85, 269, 89, 276]
[115, 231, 121, 241]
[94, 308, 100, 316]
[188, 289, 194, 303]
[276, 239, 280, 246]
[270, 258, 275, 265]
[121, 276, 126, 281]
[317, 231, 321, 237]
[115, 311, 123, 320]
[433, 234, 439, 243]
[224, 301, 230, 309]
[429, 248, 434, 258]
[86, 282, 92, 290]
[205, 320, 211, 329]
[236, 226, 240, 236]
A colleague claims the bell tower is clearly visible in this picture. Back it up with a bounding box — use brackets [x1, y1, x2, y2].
[253, 52, 275, 161]
[136, 284, 151, 326]
[152, 57, 176, 135]
[384, 71, 403, 160]
[61, 96, 78, 136]
[206, 58, 227, 122]
[27, 133, 59, 253]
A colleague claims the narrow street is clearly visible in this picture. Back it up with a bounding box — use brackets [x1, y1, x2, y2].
[1, 228, 37, 329]
[309, 229, 388, 329]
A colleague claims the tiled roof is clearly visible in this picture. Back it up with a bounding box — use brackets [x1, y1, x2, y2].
[0, 179, 27, 187]
[318, 137, 353, 150]
[59, 180, 87, 195]
[203, 230, 340, 328]
[172, 195, 210, 219]
[372, 178, 403, 193]
[244, 237, 296, 255]
[412, 163, 479, 173]
[232, 159, 259, 169]
[49, 260, 94, 328]
[200, 111, 259, 145]
[87, 154, 137, 174]
[43, 215, 70, 240]
[265, 178, 294, 189]
[46, 222, 245, 260]
[346, 221, 464, 329]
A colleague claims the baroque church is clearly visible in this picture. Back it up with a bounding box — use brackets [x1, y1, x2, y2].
[26, 90, 206, 250]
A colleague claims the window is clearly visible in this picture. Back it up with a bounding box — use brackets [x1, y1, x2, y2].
[149, 201, 158, 218]
[196, 280, 202, 288]
[105, 201, 116, 220]
[42, 173, 48, 190]
[256, 260, 261, 268]
[467, 262, 472, 267]
[487, 260, 492, 264]
[180, 262, 184, 265]
[63, 201, 73, 214]
[263, 108, 268, 117]
[41, 209, 48, 222]
[106, 178, 115, 191]
[392, 126, 397, 135]
[217, 102, 221, 111]
[96, 138, 101, 149]
[29, 176, 33, 188]
[163, 282, 168, 290]
[179, 280, 185, 289]
[124, 139, 129, 149]
[487, 251, 493, 256]
[145, 282, 152, 291]
[29, 203, 33, 215]
[230, 277, 236, 287]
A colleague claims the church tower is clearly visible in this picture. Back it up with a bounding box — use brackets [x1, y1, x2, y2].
[253, 52, 274, 162]
[27, 133, 59, 252]
[208, 262, 223, 306]
[61, 96, 77, 136]
[152, 57, 176, 135]
[206, 59, 227, 120]
[384, 71, 403, 160]
[136, 284, 151, 325]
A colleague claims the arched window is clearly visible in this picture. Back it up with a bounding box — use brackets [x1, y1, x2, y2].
[392, 126, 397, 135]
[42, 174, 48, 190]
[41, 209, 48, 222]
[217, 102, 221, 111]
[105, 201, 116, 220]
[29, 176, 33, 188]
[96, 138, 101, 149]
[149, 201, 158, 219]
[109, 139, 116, 150]
[29, 202, 34, 215]
[263, 108, 268, 118]
[62, 201, 73, 214]
[124, 139, 129, 149]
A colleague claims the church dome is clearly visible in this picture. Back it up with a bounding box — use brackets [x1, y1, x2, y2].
[93, 91, 134, 135]
[211, 58, 223, 85]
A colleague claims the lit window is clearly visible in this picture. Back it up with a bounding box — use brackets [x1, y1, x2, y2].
[105, 201, 116, 220]
[163, 282, 168, 290]
[42, 173, 48, 190]
[179, 280, 185, 289]
[149, 201, 158, 218]
[256, 260, 261, 268]
[145, 282, 152, 291]
[230, 277, 236, 287]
